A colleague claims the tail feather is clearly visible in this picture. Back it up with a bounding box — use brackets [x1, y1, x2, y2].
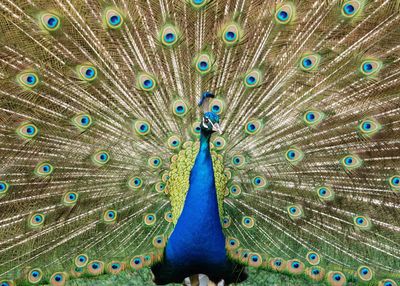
[0, 0, 400, 285]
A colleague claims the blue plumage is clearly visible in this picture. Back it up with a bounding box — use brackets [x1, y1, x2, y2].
[152, 112, 246, 284]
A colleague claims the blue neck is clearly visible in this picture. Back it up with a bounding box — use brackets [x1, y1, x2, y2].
[165, 130, 227, 267]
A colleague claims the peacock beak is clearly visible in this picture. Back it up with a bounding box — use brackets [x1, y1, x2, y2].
[212, 123, 223, 134]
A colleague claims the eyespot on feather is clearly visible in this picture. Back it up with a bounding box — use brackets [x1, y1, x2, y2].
[285, 147, 304, 165]
[87, 260, 104, 276]
[357, 117, 381, 137]
[275, 3, 295, 24]
[222, 216, 231, 228]
[103, 7, 124, 29]
[107, 261, 125, 274]
[303, 110, 324, 127]
[220, 22, 242, 46]
[49, 272, 68, 286]
[357, 265, 373, 281]
[341, 0, 364, 18]
[27, 268, 43, 284]
[353, 215, 372, 230]
[172, 99, 189, 117]
[144, 213, 157, 226]
[388, 175, 400, 192]
[159, 24, 181, 47]
[287, 204, 304, 220]
[92, 150, 110, 166]
[74, 254, 89, 267]
[241, 216, 255, 229]
[72, 114, 93, 130]
[103, 210, 117, 223]
[39, 12, 61, 31]
[299, 53, 321, 71]
[229, 183, 242, 197]
[34, 162, 54, 176]
[306, 266, 325, 281]
[316, 186, 335, 202]
[193, 52, 214, 75]
[136, 72, 157, 91]
[152, 235, 166, 248]
[128, 176, 143, 190]
[270, 258, 286, 271]
[287, 259, 305, 274]
[16, 122, 38, 139]
[326, 271, 347, 286]
[17, 71, 40, 89]
[340, 154, 362, 171]
[0, 181, 10, 197]
[62, 191, 79, 206]
[359, 59, 382, 76]
[306, 251, 321, 265]
[76, 64, 98, 82]
[130, 255, 144, 270]
[243, 69, 262, 88]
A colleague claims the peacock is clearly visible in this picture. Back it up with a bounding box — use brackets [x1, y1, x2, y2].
[0, 0, 399, 285]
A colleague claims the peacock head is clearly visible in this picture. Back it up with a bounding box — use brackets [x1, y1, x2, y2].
[201, 112, 222, 135]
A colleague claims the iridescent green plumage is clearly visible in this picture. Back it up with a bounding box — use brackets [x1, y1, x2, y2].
[0, 0, 400, 285]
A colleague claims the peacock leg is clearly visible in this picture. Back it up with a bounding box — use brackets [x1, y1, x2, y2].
[189, 274, 200, 286]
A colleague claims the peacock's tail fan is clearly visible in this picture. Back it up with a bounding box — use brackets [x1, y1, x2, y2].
[0, 0, 400, 285]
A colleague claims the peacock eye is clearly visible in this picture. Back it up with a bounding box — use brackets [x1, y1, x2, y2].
[159, 24, 180, 47]
[229, 183, 242, 197]
[103, 210, 117, 223]
[340, 154, 362, 171]
[381, 279, 396, 286]
[104, 7, 124, 29]
[130, 255, 144, 270]
[34, 162, 54, 176]
[357, 266, 373, 281]
[87, 260, 104, 275]
[28, 268, 43, 283]
[63, 191, 78, 206]
[241, 216, 255, 228]
[0, 181, 10, 197]
[358, 118, 381, 137]
[40, 13, 60, 31]
[29, 213, 45, 228]
[287, 204, 304, 220]
[204, 118, 209, 124]
[136, 72, 157, 92]
[17, 71, 40, 88]
[152, 235, 166, 248]
[275, 3, 295, 24]
[92, 150, 110, 166]
[72, 114, 93, 130]
[221, 22, 242, 46]
[144, 213, 156, 225]
[243, 69, 262, 88]
[154, 182, 166, 193]
[76, 64, 98, 81]
[194, 52, 214, 75]
[306, 251, 320, 265]
[189, 0, 209, 9]
[285, 147, 304, 164]
[327, 271, 346, 285]
[341, 0, 363, 18]
[299, 53, 321, 71]
[16, 122, 38, 139]
[353, 215, 372, 230]
[50, 272, 66, 284]
[317, 186, 335, 202]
